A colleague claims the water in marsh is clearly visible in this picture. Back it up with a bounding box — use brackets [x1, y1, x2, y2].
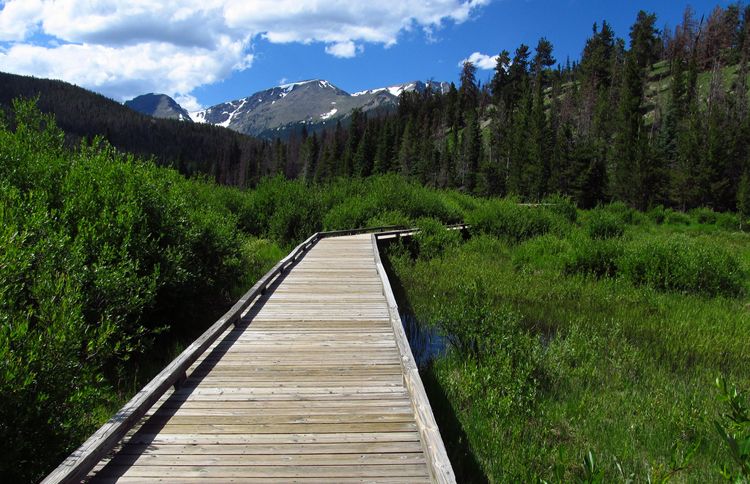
[400, 311, 449, 369]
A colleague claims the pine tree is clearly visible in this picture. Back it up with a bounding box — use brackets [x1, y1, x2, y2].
[461, 110, 482, 192]
[353, 124, 375, 177]
[630, 10, 660, 69]
[459, 61, 479, 122]
[398, 117, 418, 177]
[300, 133, 319, 183]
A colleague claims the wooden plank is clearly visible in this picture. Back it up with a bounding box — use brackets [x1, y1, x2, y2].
[122, 432, 423, 445]
[102, 452, 427, 466]
[98, 477, 430, 483]
[95, 464, 430, 478]
[115, 441, 425, 455]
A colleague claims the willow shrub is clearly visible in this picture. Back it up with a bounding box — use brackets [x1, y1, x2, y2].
[0, 101, 251, 481]
[467, 199, 568, 243]
[618, 234, 745, 297]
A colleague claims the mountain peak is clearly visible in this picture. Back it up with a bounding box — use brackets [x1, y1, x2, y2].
[185, 78, 448, 139]
[125, 93, 192, 122]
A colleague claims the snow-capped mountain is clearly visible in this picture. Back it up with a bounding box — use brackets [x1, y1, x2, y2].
[124, 93, 192, 121]
[189, 79, 451, 139]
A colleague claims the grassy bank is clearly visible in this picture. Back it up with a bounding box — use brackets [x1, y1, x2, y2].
[387, 203, 750, 482]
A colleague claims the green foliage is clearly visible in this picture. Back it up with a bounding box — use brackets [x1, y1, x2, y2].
[583, 208, 626, 239]
[665, 209, 692, 225]
[691, 207, 719, 225]
[512, 234, 570, 273]
[619, 234, 745, 297]
[0, 101, 271, 481]
[564, 234, 623, 278]
[647, 205, 668, 224]
[413, 218, 461, 259]
[389, 216, 750, 482]
[543, 194, 579, 223]
[715, 377, 750, 480]
[467, 199, 567, 243]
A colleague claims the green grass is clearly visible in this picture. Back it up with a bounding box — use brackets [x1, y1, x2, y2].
[387, 211, 750, 482]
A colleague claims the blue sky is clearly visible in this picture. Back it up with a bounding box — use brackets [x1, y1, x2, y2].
[0, 0, 737, 110]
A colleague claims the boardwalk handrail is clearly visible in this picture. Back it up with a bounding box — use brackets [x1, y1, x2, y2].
[43, 224, 409, 484]
[371, 232, 457, 483]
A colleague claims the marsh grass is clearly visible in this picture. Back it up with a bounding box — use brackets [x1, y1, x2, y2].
[387, 209, 750, 482]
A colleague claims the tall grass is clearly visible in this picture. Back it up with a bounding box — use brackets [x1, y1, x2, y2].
[386, 202, 750, 482]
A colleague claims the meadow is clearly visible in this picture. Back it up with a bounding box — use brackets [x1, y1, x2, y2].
[387, 201, 750, 482]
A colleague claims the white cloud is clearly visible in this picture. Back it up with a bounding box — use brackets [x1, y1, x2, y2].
[0, 0, 490, 101]
[459, 51, 499, 70]
[174, 94, 204, 112]
[325, 41, 362, 58]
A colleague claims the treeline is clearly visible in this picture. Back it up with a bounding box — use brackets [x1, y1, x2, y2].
[0, 72, 277, 186]
[271, 4, 750, 212]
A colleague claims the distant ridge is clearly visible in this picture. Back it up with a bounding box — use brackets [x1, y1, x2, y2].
[186, 79, 450, 139]
[125, 93, 192, 121]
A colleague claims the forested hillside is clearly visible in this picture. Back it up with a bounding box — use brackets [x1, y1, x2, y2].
[0, 72, 275, 186]
[272, 5, 750, 214]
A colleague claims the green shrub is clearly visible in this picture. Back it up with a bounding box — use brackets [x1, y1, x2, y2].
[512, 235, 570, 273]
[618, 234, 745, 297]
[716, 212, 740, 231]
[467, 199, 566, 243]
[647, 205, 667, 224]
[543, 194, 578, 223]
[690, 207, 719, 225]
[431, 282, 541, 418]
[665, 209, 692, 225]
[564, 235, 623, 278]
[583, 208, 626, 239]
[365, 210, 411, 228]
[602, 201, 638, 224]
[239, 237, 284, 286]
[414, 218, 461, 259]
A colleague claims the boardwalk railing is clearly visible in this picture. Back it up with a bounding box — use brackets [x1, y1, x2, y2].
[44, 224, 466, 484]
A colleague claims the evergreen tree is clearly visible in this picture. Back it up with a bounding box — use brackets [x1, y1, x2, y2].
[300, 133, 319, 183]
[630, 10, 660, 69]
[353, 123, 375, 177]
[459, 61, 479, 120]
[398, 117, 418, 177]
[461, 110, 482, 192]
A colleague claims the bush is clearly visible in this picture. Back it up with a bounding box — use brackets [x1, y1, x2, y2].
[690, 207, 719, 225]
[414, 218, 462, 259]
[665, 209, 692, 225]
[647, 205, 667, 224]
[583, 208, 626, 239]
[543, 194, 578, 223]
[431, 282, 541, 418]
[716, 212, 740, 231]
[563, 235, 623, 278]
[618, 234, 745, 297]
[512, 235, 570, 273]
[365, 210, 411, 228]
[601, 201, 639, 224]
[467, 199, 566, 243]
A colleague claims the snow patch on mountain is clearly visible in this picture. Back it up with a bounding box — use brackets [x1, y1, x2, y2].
[320, 107, 338, 120]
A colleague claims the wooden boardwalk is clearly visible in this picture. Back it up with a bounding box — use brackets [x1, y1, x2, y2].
[71, 233, 454, 483]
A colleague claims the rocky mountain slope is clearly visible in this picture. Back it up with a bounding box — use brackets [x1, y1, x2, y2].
[125, 93, 192, 121]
